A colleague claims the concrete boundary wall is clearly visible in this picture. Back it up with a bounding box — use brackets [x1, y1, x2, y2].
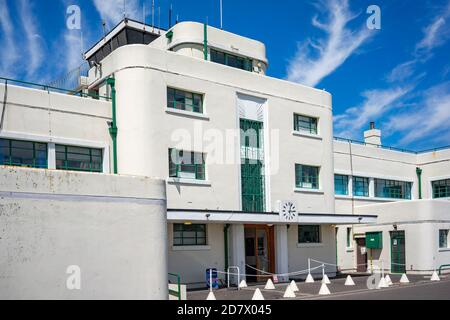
[0, 166, 168, 300]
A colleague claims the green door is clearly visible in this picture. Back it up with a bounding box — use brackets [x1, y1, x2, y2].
[240, 119, 265, 212]
[390, 231, 406, 273]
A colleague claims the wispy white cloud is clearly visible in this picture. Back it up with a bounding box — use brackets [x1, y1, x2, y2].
[286, 0, 373, 87]
[386, 60, 418, 83]
[0, 0, 18, 77]
[384, 82, 450, 145]
[93, 0, 141, 30]
[334, 86, 412, 138]
[17, 0, 44, 78]
[415, 2, 450, 54]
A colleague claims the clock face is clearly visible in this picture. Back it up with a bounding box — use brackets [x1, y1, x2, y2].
[281, 202, 297, 221]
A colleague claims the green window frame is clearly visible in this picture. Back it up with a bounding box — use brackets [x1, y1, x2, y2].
[432, 179, 450, 199]
[294, 114, 318, 134]
[210, 48, 253, 72]
[167, 87, 203, 113]
[295, 164, 319, 189]
[298, 225, 321, 244]
[375, 179, 411, 199]
[439, 230, 449, 249]
[173, 224, 207, 246]
[335, 174, 349, 195]
[0, 138, 47, 169]
[169, 149, 205, 180]
[55, 145, 103, 173]
[353, 176, 369, 197]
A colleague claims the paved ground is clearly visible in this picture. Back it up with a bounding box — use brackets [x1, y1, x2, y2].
[187, 274, 450, 300]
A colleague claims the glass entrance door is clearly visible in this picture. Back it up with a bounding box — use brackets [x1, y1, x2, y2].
[244, 225, 274, 282]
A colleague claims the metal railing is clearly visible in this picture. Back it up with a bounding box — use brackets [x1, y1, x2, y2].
[334, 136, 450, 155]
[168, 272, 182, 300]
[0, 77, 110, 101]
[438, 264, 450, 275]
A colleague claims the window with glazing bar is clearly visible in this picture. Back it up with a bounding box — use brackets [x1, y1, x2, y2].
[335, 174, 349, 195]
[440, 230, 449, 249]
[295, 164, 319, 189]
[298, 225, 321, 244]
[432, 179, 450, 198]
[169, 149, 205, 180]
[55, 145, 103, 172]
[353, 176, 370, 197]
[0, 138, 47, 169]
[167, 87, 203, 113]
[375, 179, 411, 199]
[210, 49, 253, 72]
[173, 224, 207, 246]
[294, 114, 318, 134]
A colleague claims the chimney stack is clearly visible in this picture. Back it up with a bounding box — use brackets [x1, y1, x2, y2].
[364, 122, 382, 146]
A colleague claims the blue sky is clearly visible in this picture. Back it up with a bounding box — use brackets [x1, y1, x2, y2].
[0, 0, 449, 151]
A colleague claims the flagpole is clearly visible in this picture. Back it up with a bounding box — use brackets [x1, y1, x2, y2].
[220, 0, 223, 29]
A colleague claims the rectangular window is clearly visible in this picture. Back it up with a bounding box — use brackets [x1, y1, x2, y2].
[375, 179, 412, 199]
[173, 224, 207, 246]
[169, 149, 205, 180]
[210, 49, 253, 72]
[298, 225, 321, 244]
[294, 114, 318, 134]
[353, 176, 369, 197]
[439, 230, 449, 249]
[295, 164, 319, 190]
[0, 138, 47, 169]
[167, 87, 203, 113]
[432, 179, 450, 199]
[346, 227, 352, 248]
[55, 145, 103, 173]
[335, 174, 349, 195]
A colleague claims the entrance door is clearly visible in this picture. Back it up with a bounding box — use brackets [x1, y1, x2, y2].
[244, 225, 275, 282]
[356, 238, 368, 273]
[391, 231, 406, 273]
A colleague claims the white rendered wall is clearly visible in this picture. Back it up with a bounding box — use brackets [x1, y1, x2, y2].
[167, 223, 225, 287]
[0, 166, 168, 299]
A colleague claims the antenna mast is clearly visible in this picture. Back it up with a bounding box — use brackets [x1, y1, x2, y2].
[152, 0, 155, 30]
[220, 0, 223, 29]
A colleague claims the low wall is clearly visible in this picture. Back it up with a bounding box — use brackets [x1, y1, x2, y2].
[0, 166, 168, 299]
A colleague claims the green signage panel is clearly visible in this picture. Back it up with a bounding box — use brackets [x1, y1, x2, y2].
[366, 231, 383, 249]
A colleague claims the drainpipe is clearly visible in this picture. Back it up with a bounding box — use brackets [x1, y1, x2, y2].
[203, 23, 208, 61]
[416, 167, 423, 199]
[224, 224, 230, 282]
[107, 78, 118, 174]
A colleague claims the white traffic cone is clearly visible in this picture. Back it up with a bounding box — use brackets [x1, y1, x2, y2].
[239, 279, 248, 288]
[431, 271, 440, 281]
[400, 273, 409, 284]
[252, 288, 265, 300]
[385, 274, 393, 286]
[344, 275, 355, 286]
[318, 282, 331, 295]
[377, 277, 388, 289]
[283, 285, 296, 298]
[264, 278, 275, 290]
[290, 280, 299, 292]
[206, 291, 216, 300]
[305, 273, 315, 283]
[322, 274, 331, 284]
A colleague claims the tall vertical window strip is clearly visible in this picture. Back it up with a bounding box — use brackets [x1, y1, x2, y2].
[0, 138, 47, 168]
[169, 149, 205, 180]
[335, 174, 349, 195]
[432, 179, 450, 198]
[173, 224, 207, 246]
[210, 49, 253, 72]
[375, 179, 412, 199]
[440, 230, 449, 249]
[346, 227, 352, 248]
[167, 88, 203, 113]
[298, 225, 321, 244]
[296, 164, 319, 189]
[353, 176, 369, 197]
[294, 114, 318, 134]
[55, 145, 103, 172]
